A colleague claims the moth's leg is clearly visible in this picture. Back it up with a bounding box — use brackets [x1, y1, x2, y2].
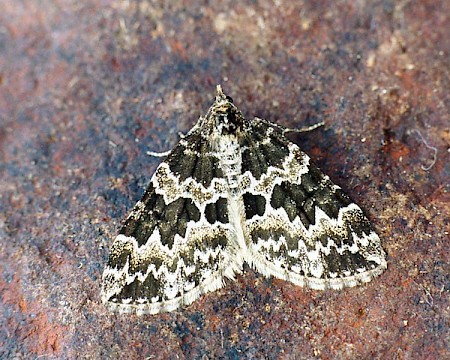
[147, 150, 171, 157]
[254, 117, 324, 135]
[283, 121, 325, 135]
[146, 132, 188, 157]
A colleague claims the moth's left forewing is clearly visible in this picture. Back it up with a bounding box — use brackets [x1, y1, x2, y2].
[101, 130, 242, 315]
[240, 118, 387, 290]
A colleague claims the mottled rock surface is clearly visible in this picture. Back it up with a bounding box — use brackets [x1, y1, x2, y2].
[0, 1, 448, 359]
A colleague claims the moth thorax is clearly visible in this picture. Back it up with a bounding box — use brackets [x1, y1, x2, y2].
[216, 136, 241, 192]
[214, 106, 243, 135]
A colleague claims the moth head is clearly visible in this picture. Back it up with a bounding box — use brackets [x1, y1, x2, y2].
[208, 85, 244, 134]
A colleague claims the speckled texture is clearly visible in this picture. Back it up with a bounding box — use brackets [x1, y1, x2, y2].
[0, 1, 448, 359]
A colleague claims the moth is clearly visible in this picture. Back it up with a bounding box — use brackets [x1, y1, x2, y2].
[101, 86, 387, 315]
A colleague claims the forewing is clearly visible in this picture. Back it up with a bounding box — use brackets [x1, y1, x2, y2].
[101, 131, 241, 315]
[241, 119, 387, 289]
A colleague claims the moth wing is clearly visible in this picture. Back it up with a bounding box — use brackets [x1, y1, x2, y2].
[101, 131, 241, 315]
[240, 119, 387, 289]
